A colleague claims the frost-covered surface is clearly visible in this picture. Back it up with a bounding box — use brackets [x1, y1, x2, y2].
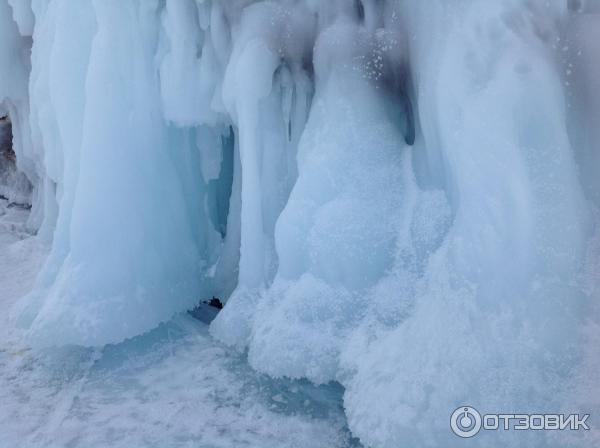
[0, 205, 357, 447]
[0, 0, 599, 446]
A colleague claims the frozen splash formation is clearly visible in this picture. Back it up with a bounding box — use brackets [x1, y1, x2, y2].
[1, 0, 599, 446]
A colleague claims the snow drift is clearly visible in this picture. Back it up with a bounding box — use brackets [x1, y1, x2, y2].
[0, 0, 598, 446]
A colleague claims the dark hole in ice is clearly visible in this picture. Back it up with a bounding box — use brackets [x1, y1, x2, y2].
[401, 90, 416, 146]
[208, 297, 224, 309]
[375, 57, 417, 146]
[0, 115, 32, 209]
[0, 115, 15, 164]
[188, 296, 224, 324]
[206, 126, 235, 239]
[355, 0, 365, 22]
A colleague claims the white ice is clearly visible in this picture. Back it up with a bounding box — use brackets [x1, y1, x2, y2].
[0, 0, 599, 447]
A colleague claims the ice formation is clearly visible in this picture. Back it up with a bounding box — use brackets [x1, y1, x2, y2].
[0, 0, 599, 446]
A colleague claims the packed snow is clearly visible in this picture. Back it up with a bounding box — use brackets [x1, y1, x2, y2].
[1, 0, 599, 447]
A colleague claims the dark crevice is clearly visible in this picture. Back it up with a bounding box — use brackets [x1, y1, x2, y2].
[400, 90, 416, 146]
[188, 296, 223, 325]
[377, 60, 416, 146]
[0, 115, 14, 162]
[207, 126, 235, 239]
[216, 126, 235, 238]
[355, 0, 365, 23]
[207, 297, 224, 310]
[0, 194, 32, 209]
[0, 112, 33, 207]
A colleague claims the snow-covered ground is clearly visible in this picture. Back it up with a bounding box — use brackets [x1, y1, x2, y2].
[0, 199, 359, 448]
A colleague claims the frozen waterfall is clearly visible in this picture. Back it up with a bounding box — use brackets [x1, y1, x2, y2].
[0, 0, 599, 447]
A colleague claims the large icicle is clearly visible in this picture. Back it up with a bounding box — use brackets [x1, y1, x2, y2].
[17, 0, 208, 346]
[211, 1, 315, 347]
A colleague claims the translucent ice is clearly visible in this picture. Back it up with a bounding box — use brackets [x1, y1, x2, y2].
[0, 1, 598, 447]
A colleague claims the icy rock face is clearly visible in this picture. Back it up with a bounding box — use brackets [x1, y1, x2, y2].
[0, 0, 34, 208]
[0, 0, 599, 446]
[0, 117, 32, 205]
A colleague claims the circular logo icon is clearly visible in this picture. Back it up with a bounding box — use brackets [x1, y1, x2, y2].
[451, 406, 482, 438]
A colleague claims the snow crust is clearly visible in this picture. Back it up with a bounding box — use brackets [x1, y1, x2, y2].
[0, 0, 599, 446]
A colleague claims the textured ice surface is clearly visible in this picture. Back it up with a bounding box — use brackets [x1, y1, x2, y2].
[0, 213, 358, 448]
[0, 320, 358, 448]
[0, 0, 599, 447]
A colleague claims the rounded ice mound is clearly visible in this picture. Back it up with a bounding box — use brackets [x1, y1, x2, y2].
[336, 1, 596, 446]
[239, 20, 413, 384]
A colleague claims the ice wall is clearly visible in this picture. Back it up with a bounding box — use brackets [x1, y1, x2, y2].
[0, 0, 598, 446]
[339, 2, 594, 447]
